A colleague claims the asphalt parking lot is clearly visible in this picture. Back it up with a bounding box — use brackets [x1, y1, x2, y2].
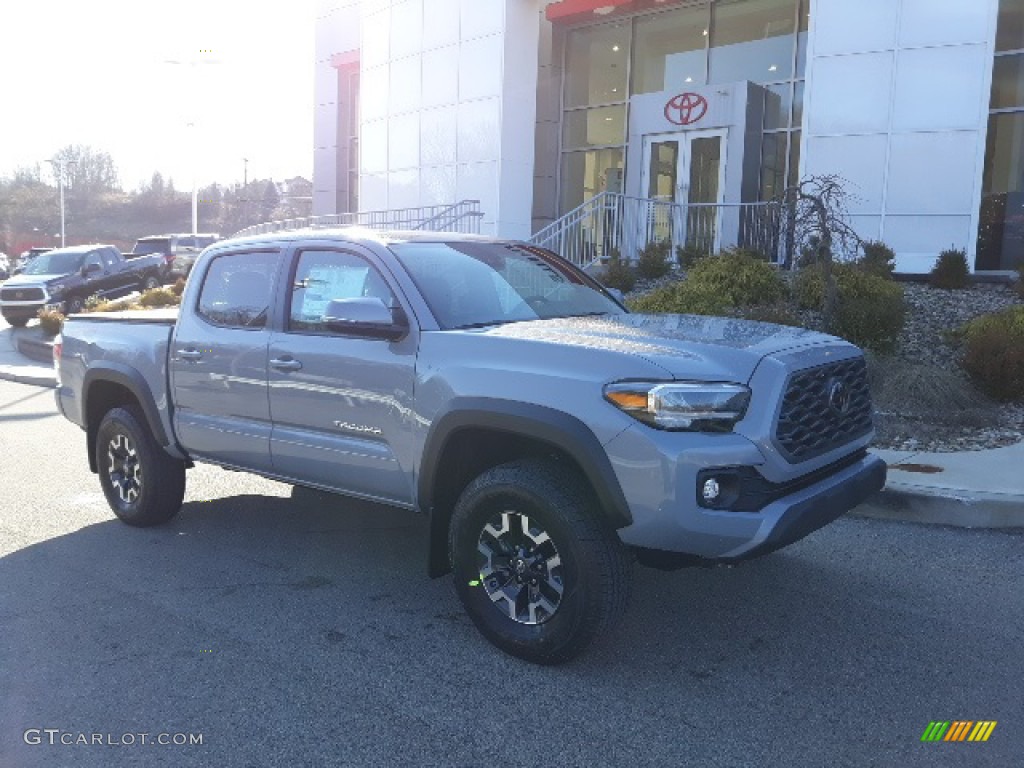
[0, 377, 1021, 767]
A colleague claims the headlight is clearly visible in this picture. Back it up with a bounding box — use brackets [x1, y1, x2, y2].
[604, 381, 751, 432]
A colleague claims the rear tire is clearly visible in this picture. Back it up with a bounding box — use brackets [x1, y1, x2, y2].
[143, 275, 160, 291]
[450, 459, 632, 665]
[96, 406, 185, 526]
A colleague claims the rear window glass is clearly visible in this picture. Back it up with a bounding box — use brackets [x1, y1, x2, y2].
[197, 251, 279, 329]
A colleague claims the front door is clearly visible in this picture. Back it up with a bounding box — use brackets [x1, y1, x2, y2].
[267, 246, 417, 506]
[641, 129, 726, 254]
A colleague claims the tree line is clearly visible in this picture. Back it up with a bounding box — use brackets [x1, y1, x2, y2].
[0, 144, 312, 255]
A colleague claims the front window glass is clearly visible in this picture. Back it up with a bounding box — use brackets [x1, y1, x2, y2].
[564, 22, 630, 108]
[390, 242, 622, 330]
[709, 0, 798, 85]
[562, 105, 627, 149]
[288, 250, 396, 333]
[23, 251, 85, 275]
[197, 251, 278, 329]
[632, 5, 709, 95]
[561, 147, 625, 212]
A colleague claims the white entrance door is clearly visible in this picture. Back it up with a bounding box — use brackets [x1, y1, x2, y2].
[640, 129, 727, 255]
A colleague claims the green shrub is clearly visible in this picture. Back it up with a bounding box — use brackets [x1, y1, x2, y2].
[859, 240, 895, 279]
[627, 281, 731, 316]
[635, 240, 672, 279]
[793, 262, 867, 310]
[171, 277, 186, 297]
[685, 248, 787, 307]
[138, 287, 179, 308]
[960, 306, 1024, 401]
[830, 270, 905, 352]
[675, 243, 710, 270]
[84, 293, 106, 311]
[37, 308, 64, 336]
[930, 247, 970, 289]
[600, 249, 636, 293]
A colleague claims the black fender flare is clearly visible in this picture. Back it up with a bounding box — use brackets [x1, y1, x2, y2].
[420, 398, 632, 577]
[82, 362, 177, 471]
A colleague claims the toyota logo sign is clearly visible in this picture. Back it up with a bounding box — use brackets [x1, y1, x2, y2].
[664, 92, 708, 126]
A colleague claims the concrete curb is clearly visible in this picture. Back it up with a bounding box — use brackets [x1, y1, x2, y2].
[0, 366, 56, 388]
[15, 334, 54, 363]
[852, 486, 1024, 529]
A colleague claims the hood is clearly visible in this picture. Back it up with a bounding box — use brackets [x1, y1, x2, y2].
[3, 272, 70, 286]
[468, 313, 848, 382]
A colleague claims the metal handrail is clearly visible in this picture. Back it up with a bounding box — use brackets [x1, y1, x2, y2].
[530, 192, 785, 269]
[232, 200, 484, 238]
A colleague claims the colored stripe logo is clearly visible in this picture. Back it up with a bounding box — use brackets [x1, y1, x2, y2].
[921, 721, 997, 742]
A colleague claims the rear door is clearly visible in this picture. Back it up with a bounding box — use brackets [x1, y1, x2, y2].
[267, 245, 418, 505]
[169, 248, 281, 472]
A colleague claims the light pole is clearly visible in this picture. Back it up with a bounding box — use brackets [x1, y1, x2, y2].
[47, 158, 77, 247]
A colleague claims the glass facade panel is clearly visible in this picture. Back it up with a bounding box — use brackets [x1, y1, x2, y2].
[564, 22, 631, 108]
[632, 5, 709, 95]
[788, 130, 801, 189]
[992, 54, 1024, 110]
[996, 0, 1024, 52]
[792, 80, 804, 127]
[977, 113, 1024, 270]
[762, 83, 792, 130]
[563, 105, 627, 149]
[561, 148, 625, 212]
[759, 132, 786, 201]
[709, 0, 799, 85]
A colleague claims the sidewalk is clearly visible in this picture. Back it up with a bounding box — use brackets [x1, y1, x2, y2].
[0, 323, 1021, 528]
[0, 326, 57, 387]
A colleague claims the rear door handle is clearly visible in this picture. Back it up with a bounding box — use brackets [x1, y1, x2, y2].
[178, 349, 202, 361]
[270, 357, 302, 372]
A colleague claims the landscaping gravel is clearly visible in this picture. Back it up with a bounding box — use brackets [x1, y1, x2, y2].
[626, 274, 1024, 453]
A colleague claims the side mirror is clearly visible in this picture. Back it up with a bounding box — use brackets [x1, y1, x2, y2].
[606, 287, 625, 304]
[323, 297, 408, 341]
[81, 263, 101, 276]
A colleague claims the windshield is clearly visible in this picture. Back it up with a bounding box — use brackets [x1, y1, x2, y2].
[131, 239, 169, 255]
[389, 242, 624, 330]
[23, 251, 86, 275]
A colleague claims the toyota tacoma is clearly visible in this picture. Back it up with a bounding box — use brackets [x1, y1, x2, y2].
[53, 229, 886, 664]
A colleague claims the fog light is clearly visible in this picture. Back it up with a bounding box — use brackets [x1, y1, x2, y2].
[702, 478, 720, 502]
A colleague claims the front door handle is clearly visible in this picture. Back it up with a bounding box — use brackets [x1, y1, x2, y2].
[177, 349, 202, 361]
[270, 357, 302, 372]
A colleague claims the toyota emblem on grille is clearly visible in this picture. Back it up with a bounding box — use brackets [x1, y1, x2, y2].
[15, 291, 24, 299]
[828, 379, 851, 414]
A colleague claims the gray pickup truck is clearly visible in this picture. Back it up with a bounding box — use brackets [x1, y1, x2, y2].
[54, 229, 886, 664]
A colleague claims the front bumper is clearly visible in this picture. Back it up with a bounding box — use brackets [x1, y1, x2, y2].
[607, 424, 886, 561]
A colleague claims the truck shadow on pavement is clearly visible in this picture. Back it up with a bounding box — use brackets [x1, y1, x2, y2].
[2, 491, 1020, 765]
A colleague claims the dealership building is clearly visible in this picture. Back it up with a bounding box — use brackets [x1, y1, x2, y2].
[313, 0, 1024, 274]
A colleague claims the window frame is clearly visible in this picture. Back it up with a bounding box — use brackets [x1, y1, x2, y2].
[284, 247, 400, 338]
[194, 249, 280, 331]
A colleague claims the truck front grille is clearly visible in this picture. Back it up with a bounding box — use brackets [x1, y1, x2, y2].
[1, 287, 45, 302]
[774, 357, 873, 463]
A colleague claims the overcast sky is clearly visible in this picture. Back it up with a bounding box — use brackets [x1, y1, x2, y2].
[0, 0, 314, 191]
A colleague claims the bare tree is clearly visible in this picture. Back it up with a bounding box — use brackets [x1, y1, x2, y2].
[783, 175, 863, 327]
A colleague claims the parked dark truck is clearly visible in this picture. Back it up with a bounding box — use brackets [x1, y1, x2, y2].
[0, 244, 165, 326]
[53, 230, 886, 663]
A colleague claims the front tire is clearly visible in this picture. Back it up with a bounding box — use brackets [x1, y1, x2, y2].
[96, 406, 185, 526]
[3, 314, 28, 328]
[64, 295, 85, 314]
[450, 459, 632, 665]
